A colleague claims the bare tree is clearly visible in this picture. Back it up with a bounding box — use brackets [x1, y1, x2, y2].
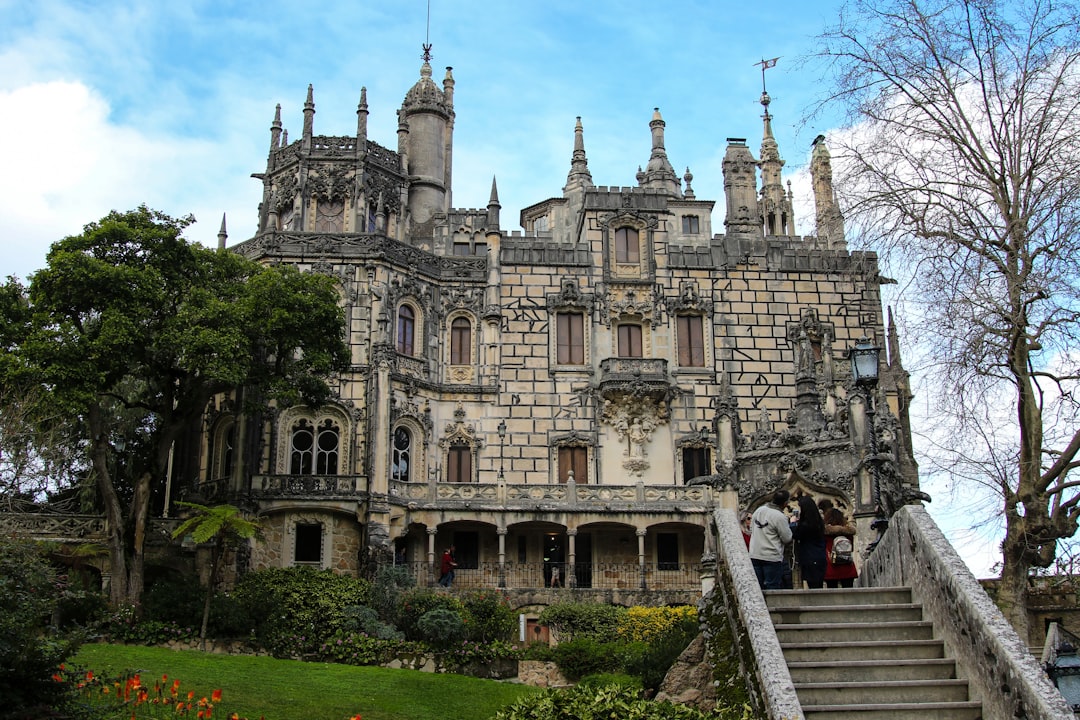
[812, 0, 1080, 638]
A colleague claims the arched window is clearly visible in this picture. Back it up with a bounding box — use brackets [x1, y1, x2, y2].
[315, 419, 340, 475]
[215, 420, 236, 479]
[450, 317, 471, 364]
[615, 227, 640, 263]
[290, 420, 314, 475]
[391, 427, 412, 482]
[617, 323, 643, 358]
[397, 305, 415, 356]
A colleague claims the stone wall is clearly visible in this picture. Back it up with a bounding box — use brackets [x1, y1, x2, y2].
[861, 505, 1072, 720]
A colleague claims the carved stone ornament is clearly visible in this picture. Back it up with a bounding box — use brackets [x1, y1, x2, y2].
[442, 285, 482, 316]
[667, 281, 713, 317]
[546, 278, 595, 312]
[602, 286, 665, 328]
[310, 164, 353, 202]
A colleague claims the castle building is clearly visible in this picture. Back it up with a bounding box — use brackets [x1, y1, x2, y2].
[195, 48, 920, 593]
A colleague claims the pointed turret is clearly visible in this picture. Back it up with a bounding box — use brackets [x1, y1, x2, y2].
[639, 108, 680, 196]
[400, 47, 455, 235]
[758, 91, 794, 236]
[810, 135, 846, 247]
[487, 176, 501, 230]
[270, 104, 283, 153]
[302, 84, 315, 150]
[563, 117, 593, 197]
[356, 87, 369, 144]
[217, 213, 228, 250]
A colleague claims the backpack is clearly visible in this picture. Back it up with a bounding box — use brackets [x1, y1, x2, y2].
[831, 536, 854, 565]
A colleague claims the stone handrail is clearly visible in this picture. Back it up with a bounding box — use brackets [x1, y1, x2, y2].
[712, 507, 805, 720]
[389, 479, 712, 509]
[252, 475, 364, 497]
[0, 513, 108, 541]
[861, 505, 1072, 720]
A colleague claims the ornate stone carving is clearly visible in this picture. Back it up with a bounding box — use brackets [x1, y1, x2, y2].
[310, 164, 353, 202]
[546, 278, 595, 312]
[601, 285, 665, 328]
[667, 281, 713, 317]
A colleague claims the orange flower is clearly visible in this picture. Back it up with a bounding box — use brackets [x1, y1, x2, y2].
[188, 690, 195, 700]
[86, 670, 94, 681]
[52, 673, 62, 682]
[211, 689, 222, 703]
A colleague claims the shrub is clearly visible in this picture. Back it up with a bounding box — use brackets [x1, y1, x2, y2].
[550, 636, 620, 681]
[577, 672, 643, 694]
[318, 631, 425, 665]
[231, 567, 371, 657]
[0, 538, 83, 719]
[396, 588, 464, 641]
[494, 682, 720, 720]
[416, 607, 467, 649]
[538, 601, 624, 642]
[141, 570, 204, 627]
[368, 564, 415, 625]
[442, 639, 522, 670]
[620, 625, 698, 695]
[461, 590, 516, 642]
[616, 605, 698, 644]
[340, 604, 403, 640]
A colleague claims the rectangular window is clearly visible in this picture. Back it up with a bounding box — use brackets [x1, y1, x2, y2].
[454, 531, 479, 569]
[677, 315, 705, 366]
[447, 446, 473, 483]
[295, 523, 322, 565]
[450, 318, 471, 364]
[681, 215, 700, 234]
[615, 227, 640, 263]
[657, 533, 679, 571]
[618, 324, 643, 357]
[557, 446, 588, 483]
[682, 447, 711, 484]
[453, 242, 471, 256]
[557, 312, 585, 365]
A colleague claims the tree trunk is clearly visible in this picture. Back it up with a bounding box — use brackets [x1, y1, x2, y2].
[201, 539, 221, 652]
[998, 526, 1033, 645]
[88, 406, 128, 607]
[127, 471, 152, 615]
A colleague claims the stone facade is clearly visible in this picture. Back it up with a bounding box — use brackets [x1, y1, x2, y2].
[187, 46, 920, 602]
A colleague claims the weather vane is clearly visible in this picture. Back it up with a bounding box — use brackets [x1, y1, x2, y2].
[422, 0, 433, 63]
[754, 57, 780, 94]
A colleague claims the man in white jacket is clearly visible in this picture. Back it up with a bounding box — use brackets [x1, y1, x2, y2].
[749, 489, 793, 589]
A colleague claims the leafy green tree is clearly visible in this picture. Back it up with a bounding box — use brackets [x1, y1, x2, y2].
[0, 206, 348, 611]
[171, 502, 260, 648]
[813, 0, 1080, 638]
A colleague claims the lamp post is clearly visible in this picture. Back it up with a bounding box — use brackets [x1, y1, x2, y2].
[849, 336, 889, 550]
[497, 420, 506, 481]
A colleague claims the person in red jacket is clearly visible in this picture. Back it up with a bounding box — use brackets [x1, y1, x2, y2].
[823, 508, 858, 588]
[438, 545, 458, 587]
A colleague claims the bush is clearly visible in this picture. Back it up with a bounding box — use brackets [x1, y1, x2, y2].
[396, 588, 464, 641]
[620, 619, 698, 695]
[340, 604, 403, 640]
[494, 682, 720, 720]
[442, 639, 522, 670]
[538, 601, 624, 642]
[616, 605, 698, 644]
[577, 673, 643, 694]
[368, 564, 415, 625]
[141, 570, 203, 626]
[318, 631, 425, 665]
[416, 607, 467, 649]
[461, 590, 516, 642]
[550, 637, 621, 681]
[231, 567, 371, 657]
[0, 538, 84, 719]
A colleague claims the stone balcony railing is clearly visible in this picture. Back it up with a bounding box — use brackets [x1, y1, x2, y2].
[251, 474, 365, 499]
[597, 357, 673, 400]
[394, 560, 703, 591]
[0, 512, 108, 541]
[390, 478, 712, 512]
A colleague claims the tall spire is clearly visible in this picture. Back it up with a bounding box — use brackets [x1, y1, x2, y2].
[639, 108, 680, 196]
[217, 213, 228, 250]
[487, 176, 501, 230]
[302, 84, 315, 150]
[810, 134, 846, 247]
[755, 60, 793, 237]
[356, 87, 369, 142]
[270, 103, 282, 153]
[563, 116, 593, 196]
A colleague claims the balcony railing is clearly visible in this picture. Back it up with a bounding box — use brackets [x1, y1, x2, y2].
[390, 479, 712, 510]
[0, 513, 108, 541]
[392, 560, 703, 591]
[251, 475, 364, 498]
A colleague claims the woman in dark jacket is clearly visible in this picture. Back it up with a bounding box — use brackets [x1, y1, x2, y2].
[792, 494, 827, 589]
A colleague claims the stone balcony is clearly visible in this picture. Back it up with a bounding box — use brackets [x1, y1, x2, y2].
[597, 357, 674, 402]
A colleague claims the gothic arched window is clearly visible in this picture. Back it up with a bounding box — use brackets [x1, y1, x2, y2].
[450, 317, 471, 364]
[290, 420, 314, 475]
[397, 305, 416, 356]
[391, 427, 412, 482]
[315, 419, 340, 475]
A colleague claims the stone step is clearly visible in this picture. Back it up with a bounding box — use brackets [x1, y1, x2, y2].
[780, 639, 945, 662]
[770, 603, 924, 625]
[802, 701, 985, 720]
[774, 620, 935, 644]
[787, 658, 958, 683]
[766, 586, 913, 608]
[795, 677, 970, 705]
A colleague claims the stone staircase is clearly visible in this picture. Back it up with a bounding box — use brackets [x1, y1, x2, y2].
[766, 586, 984, 720]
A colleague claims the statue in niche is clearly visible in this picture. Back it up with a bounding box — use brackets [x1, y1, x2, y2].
[629, 418, 648, 458]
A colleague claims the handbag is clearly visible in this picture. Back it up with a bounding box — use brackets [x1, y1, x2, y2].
[830, 536, 854, 565]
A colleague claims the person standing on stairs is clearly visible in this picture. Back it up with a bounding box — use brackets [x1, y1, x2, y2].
[749, 489, 793, 589]
[823, 507, 859, 588]
[791, 494, 827, 589]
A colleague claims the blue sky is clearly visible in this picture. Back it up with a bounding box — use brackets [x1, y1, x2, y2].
[0, 0, 1002, 577]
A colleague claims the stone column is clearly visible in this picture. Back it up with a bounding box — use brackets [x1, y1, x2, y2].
[637, 529, 648, 590]
[426, 527, 438, 587]
[567, 528, 577, 589]
[497, 527, 507, 588]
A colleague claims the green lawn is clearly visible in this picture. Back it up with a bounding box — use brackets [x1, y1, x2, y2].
[73, 644, 539, 720]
